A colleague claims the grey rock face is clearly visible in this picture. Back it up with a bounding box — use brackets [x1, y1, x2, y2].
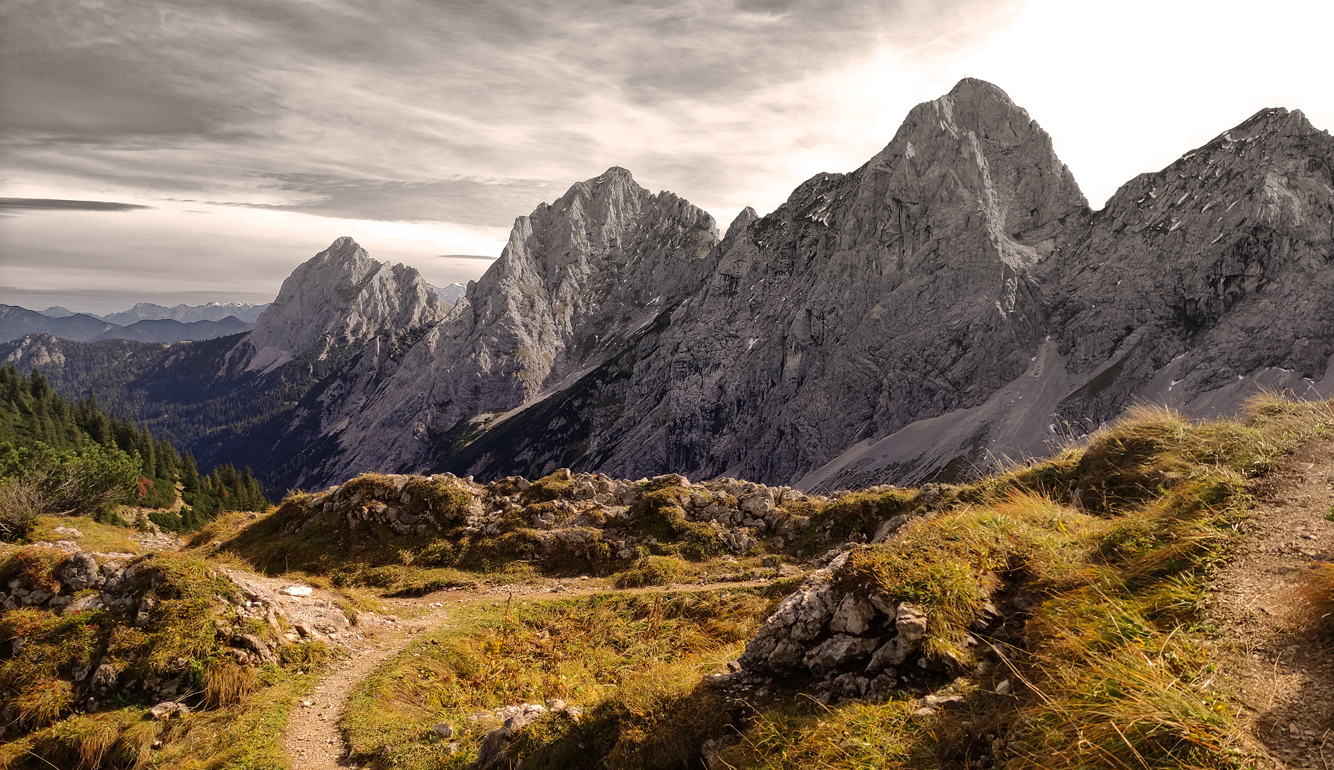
[434, 82, 1331, 491]
[441, 78, 1089, 486]
[322, 167, 719, 484]
[236, 236, 448, 373]
[1046, 107, 1334, 430]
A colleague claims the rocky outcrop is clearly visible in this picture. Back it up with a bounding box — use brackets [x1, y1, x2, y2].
[727, 550, 933, 702]
[274, 468, 821, 567]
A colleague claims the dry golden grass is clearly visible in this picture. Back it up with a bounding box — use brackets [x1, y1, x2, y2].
[204, 659, 258, 709]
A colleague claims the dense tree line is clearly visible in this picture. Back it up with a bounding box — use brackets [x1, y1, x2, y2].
[0, 365, 269, 538]
[0, 332, 371, 492]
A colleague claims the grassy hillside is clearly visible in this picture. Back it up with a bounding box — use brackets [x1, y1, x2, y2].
[3, 393, 1331, 770]
[327, 396, 1334, 769]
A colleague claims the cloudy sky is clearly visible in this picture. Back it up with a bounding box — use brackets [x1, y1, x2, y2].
[2, 0, 1331, 314]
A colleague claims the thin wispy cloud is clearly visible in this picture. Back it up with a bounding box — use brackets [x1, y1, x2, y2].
[0, 198, 150, 212]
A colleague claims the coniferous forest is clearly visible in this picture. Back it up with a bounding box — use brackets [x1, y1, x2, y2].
[0, 364, 269, 538]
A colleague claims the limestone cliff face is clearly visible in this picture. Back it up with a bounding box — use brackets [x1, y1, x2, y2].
[651, 78, 1088, 482]
[234, 236, 447, 374]
[310, 168, 720, 486]
[1046, 107, 1334, 427]
[799, 106, 1334, 491]
[434, 82, 1333, 490]
[443, 79, 1090, 484]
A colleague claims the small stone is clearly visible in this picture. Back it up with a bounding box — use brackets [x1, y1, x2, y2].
[432, 723, 454, 738]
[280, 585, 314, 597]
[149, 701, 190, 720]
[995, 679, 1013, 696]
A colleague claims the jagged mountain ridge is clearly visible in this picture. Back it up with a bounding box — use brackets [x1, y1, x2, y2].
[4, 78, 1332, 495]
[803, 100, 1334, 490]
[305, 167, 721, 487]
[0, 304, 253, 345]
[392, 78, 1333, 490]
[0, 240, 448, 488]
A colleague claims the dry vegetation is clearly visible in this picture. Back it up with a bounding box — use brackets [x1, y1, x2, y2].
[5, 394, 1332, 769]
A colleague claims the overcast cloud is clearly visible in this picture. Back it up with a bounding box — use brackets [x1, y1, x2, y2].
[1, 0, 1331, 313]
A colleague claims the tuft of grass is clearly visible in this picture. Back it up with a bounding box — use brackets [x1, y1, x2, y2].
[1296, 563, 1334, 641]
[26, 710, 154, 770]
[614, 555, 690, 588]
[26, 514, 142, 554]
[520, 470, 576, 503]
[719, 699, 938, 769]
[204, 659, 258, 709]
[795, 486, 922, 551]
[629, 488, 728, 560]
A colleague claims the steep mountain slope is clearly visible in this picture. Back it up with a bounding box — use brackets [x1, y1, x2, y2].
[805, 104, 1334, 491]
[443, 79, 1088, 484]
[307, 167, 720, 487]
[427, 80, 1333, 491]
[230, 236, 446, 374]
[0, 238, 448, 489]
[1049, 106, 1334, 422]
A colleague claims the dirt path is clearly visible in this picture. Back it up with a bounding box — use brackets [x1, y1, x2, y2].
[1205, 433, 1334, 769]
[284, 604, 450, 769]
[282, 577, 783, 769]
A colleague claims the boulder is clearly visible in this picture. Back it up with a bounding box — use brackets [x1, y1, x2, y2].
[829, 595, 877, 636]
[803, 634, 881, 677]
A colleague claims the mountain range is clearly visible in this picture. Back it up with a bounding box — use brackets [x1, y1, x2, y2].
[2, 78, 1331, 493]
[0, 304, 255, 345]
[99, 301, 270, 326]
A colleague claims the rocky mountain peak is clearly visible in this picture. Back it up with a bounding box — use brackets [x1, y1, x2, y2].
[316, 170, 722, 485]
[868, 78, 1087, 241]
[239, 237, 447, 373]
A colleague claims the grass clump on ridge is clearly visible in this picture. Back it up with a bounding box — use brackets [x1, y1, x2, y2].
[613, 555, 691, 588]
